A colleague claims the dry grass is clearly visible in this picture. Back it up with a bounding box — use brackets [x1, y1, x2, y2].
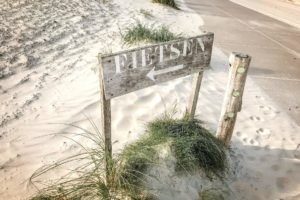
[152, 0, 179, 9]
[29, 121, 154, 200]
[122, 22, 180, 45]
[198, 188, 228, 200]
[140, 9, 153, 18]
[146, 114, 229, 179]
[30, 114, 229, 199]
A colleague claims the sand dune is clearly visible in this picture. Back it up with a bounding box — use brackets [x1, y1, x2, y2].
[0, 0, 300, 199]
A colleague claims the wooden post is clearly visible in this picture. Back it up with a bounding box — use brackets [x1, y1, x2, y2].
[216, 52, 251, 146]
[98, 55, 112, 184]
[187, 72, 204, 119]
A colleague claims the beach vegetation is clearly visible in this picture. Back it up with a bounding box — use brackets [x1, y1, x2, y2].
[30, 113, 228, 199]
[198, 188, 228, 200]
[122, 22, 180, 44]
[146, 113, 229, 179]
[140, 9, 153, 18]
[29, 122, 155, 200]
[152, 0, 179, 9]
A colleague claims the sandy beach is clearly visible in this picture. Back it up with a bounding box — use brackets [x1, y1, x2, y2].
[1, 0, 300, 199]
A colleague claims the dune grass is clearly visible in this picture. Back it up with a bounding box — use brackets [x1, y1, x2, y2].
[146, 114, 229, 179]
[30, 114, 228, 199]
[29, 121, 154, 200]
[120, 113, 228, 183]
[198, 189, 225, 200]
[140, 9, 153, 18]
[122, 22, 180, 45]
[152, 0, 179, 9]
[0, 67, 15, 79]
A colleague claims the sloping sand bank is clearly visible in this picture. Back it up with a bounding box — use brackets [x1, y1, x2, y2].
[0, 0, 300, 199]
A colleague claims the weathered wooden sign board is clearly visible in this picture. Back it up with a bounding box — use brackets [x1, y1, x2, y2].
[99, 33, 214, 100]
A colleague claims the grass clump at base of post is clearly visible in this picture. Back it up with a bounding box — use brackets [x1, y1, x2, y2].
[146, 114, 229, 179]
[152, 0, 179, 9]
[122, 22, 180, 45]
[119, 135, 161, 200]
[29, 122, 155, 200]
[30, 114, 228, 200]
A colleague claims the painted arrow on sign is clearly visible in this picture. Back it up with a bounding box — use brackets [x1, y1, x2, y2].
[147, 64, 185, 81]
[100, 33, 214, 99]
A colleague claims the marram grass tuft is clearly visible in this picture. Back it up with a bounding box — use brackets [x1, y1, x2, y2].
[147, 115, 229, 179]
[29, 114, 229, 200]
[122, 22, 180, 45]
[152, 0, 179, 9]
[29, 121, 156, 200]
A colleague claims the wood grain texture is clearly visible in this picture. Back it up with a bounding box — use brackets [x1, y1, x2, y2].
[188, 72, 204, 119]
[216, 52, 251, 146]
[100, 33, 214, 99]
[98, 56, 112, 183]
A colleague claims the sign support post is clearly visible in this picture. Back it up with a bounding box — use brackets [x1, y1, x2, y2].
[216, 52, 251, 146]
[187, 71, 204, 120]
[98, 56, 112, 185]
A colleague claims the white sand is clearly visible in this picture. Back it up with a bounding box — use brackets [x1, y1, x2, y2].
[0, 0, 300, 199]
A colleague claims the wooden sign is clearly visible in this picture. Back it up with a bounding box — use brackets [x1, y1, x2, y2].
[98, 32, 251, 183]
[99, 32, 214, 100]
[98, 33, 215, 183]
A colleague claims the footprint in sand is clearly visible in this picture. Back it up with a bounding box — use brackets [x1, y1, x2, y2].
[259, 105, 279, 118]
[0, 131, 7, 140]
[256, 128, 271, 139]
[242, 137, 258, 145]
[271, 164, 280, 171]
[276, 177, 290, 191]
[255, 95, 265, 101]
[250, 116, 264, 122]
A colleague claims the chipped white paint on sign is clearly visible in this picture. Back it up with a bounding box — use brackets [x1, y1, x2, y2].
[99, 32, 214, 99]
